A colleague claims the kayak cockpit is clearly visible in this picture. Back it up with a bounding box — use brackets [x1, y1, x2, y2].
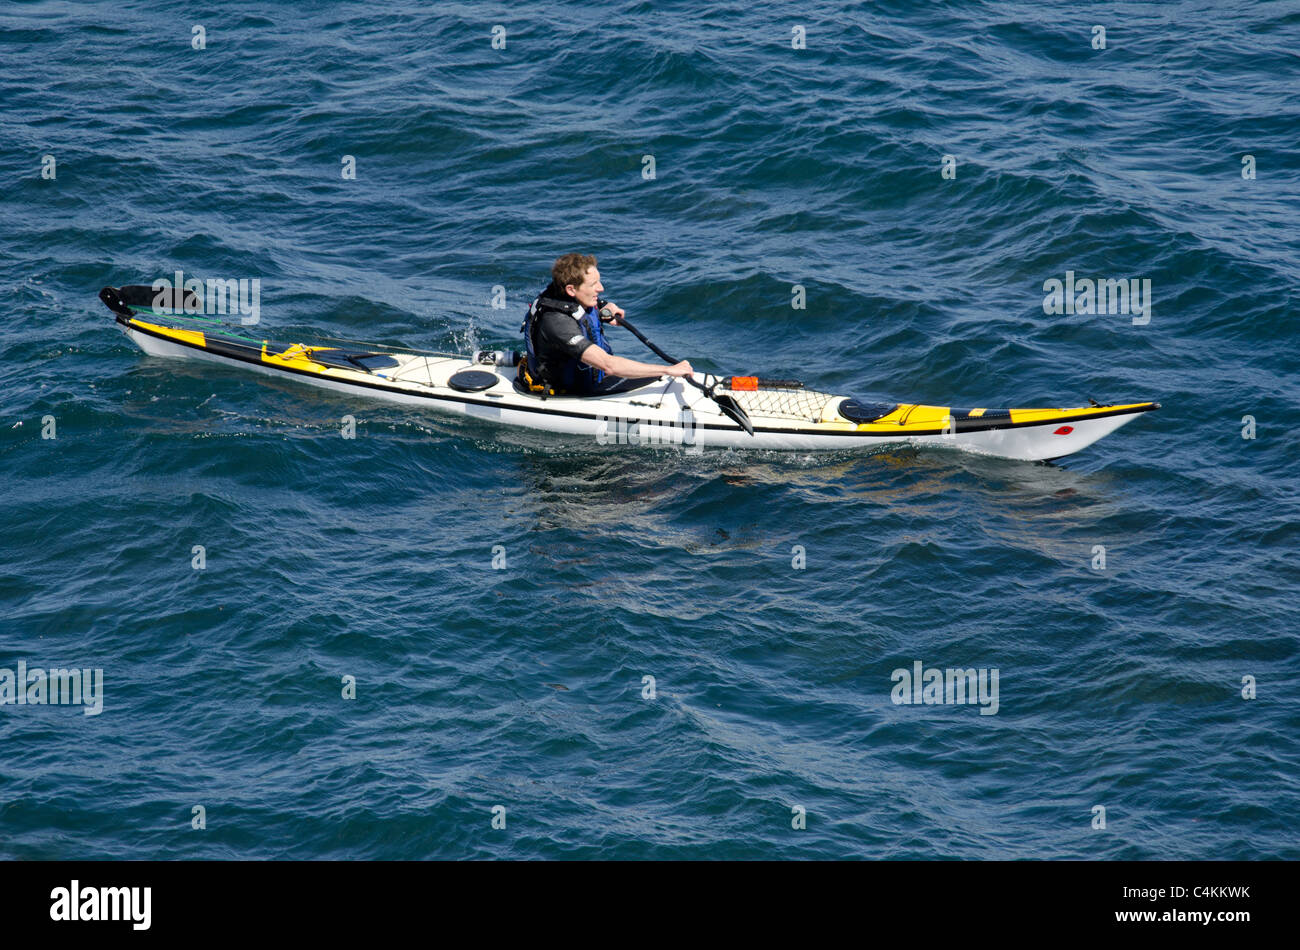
[510, 374, 663, 399]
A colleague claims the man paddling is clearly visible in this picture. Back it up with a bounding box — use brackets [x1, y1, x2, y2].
[519, 254, 693, 396]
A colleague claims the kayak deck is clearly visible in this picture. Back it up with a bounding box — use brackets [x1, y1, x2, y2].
[100, 287, 1159, 461]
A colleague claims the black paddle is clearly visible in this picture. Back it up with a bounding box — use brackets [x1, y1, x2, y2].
[605, 311, 755, 436]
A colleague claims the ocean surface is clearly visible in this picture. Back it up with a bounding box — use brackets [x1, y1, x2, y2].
[1, 0, 1297, 860]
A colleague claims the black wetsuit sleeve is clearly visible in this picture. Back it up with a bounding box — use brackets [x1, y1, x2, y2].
[534, 311, 592, 361]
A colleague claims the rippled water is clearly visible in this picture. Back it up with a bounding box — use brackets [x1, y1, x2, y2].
[1, 0, 1297, 859]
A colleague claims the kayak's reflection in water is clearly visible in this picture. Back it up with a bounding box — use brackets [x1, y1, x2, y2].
[487, 426, 1121, 570]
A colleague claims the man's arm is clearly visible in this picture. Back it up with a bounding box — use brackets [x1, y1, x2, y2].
[580, 345, 692, 379]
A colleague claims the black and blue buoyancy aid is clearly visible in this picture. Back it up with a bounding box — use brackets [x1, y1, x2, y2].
[520, 284, 613, 394]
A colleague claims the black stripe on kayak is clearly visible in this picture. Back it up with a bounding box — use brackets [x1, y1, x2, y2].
[954, 408, 1011, 421]
[203, 336, 264, 363]
[954, 413, 1008, 432]
[115, 315, 1159, 437]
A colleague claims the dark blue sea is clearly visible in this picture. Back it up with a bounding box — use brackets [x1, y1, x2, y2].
[1, 1, 1297, 860]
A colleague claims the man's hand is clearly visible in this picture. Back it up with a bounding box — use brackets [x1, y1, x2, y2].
[599, 303, 625, 325]
[665, 360, 693, 378]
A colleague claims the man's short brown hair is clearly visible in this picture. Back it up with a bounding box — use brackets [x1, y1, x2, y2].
[552, 253, 597, 290]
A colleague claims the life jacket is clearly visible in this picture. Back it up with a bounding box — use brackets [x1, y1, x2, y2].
[519, 285, 613, 395]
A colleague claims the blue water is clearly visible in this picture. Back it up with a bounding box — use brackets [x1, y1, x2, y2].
[1, 0, 1297, 859]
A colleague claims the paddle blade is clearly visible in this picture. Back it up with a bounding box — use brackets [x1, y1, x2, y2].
[713, 393, 755, 435]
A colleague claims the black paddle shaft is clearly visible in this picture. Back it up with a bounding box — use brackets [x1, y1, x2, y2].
[611, 313, 755, 435]
[613, 314, 680, 364]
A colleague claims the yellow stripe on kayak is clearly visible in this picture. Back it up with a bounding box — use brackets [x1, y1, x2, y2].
[129, 318, 206, 348]
[1008, 403, 1156, 424]
[847, 402, 1157, 432]
[262, 342, 328, 373]
[860, 404, 953, 431]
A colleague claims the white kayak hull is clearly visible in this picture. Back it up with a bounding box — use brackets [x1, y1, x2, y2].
[114, 309, 1158, 462]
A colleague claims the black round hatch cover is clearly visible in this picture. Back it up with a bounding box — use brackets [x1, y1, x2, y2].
[839, 398, 899, 424]
[448, 370, 499, 392]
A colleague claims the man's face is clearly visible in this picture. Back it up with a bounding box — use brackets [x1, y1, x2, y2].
[566, 267, 603, 308]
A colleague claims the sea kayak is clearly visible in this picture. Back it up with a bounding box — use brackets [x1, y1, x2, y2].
[100, 285, 1159, 461]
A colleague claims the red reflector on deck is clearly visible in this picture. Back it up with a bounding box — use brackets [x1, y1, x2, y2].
[1054, 425, 1074, 435]
[730, 376, 758, 391]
